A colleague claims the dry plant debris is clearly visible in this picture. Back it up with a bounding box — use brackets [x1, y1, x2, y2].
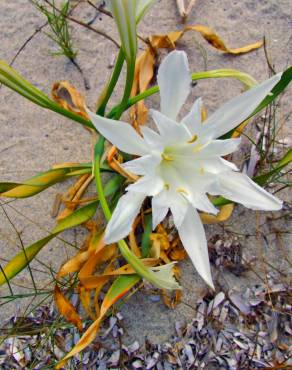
[0, 274, 291, 369]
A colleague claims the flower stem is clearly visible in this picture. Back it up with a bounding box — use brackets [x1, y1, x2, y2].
[97, 49, 125, 116]
[113, 60, 136, 119]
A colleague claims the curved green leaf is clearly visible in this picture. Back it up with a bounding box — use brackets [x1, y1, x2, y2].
[0, 174, 124, 286]
[254, 147, 292, 186]
[0, 168, 73, 198]
[0, 234, 55, 286]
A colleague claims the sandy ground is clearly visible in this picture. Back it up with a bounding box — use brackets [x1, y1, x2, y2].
[0, 0, 291, 345]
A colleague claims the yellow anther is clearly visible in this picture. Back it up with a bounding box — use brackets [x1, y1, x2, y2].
[164, 183, 170, 190]
[200, 167, 205, 175]
[177, 187, 189, 195]
[187, 134, 198, 143]
[161, 153, 174, 161]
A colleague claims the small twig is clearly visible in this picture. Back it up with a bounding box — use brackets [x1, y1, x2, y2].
[0, 264, 14, 296]
[9, 22, 48, 66]
[44, 0, 119, 48]
[87, 0, 112, 18]
[263, 36, 277, 75]
[0, 203, 38, 293]
[70, 57, 90, 90]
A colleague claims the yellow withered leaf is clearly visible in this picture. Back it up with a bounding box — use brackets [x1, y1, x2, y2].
[200, 203, 234, 224]
[57, 251, 90, 279]
[54, 286, 83, 332]
[94, 261, 116, 317]
[57, 174, 93, 221]
[56, 275, 140, 369]
[129, 215, 142, 257]
[162, 289, 182, 309]
[151, 25, 263, 55]
[80, 259, 158, 289]
[0, 168, 70, 198]
[78, 285, 96, 320]
[185, 25, 263, 54]
[130, 47, 155, 129]
[52, 81, 88, 120]
[150, 32, 182, 49]
[169, 248, 187, 261]
[78, 244, 117, 286]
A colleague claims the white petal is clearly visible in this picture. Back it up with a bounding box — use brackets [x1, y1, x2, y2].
[140, 126, 164, 150]
[150, 109, 189, 144]
[203, 73, 282, 139]
[122, 154, 161, 176]
[219, 158, 238, 171]
[157, 50, 191, 120]
[187, 192, 218, 215]
[198, 138, 241, 158]
[181, 97, 202, 136]
[177, 205, 214, 289]
[126, 175, 164, 196]
[217, 171, 283, 210]
[159, 158, 217, 203]
[194, 158, 237, 174]
[104, 191, 146, 243]
[169, 192, 188, 228]
[87, 109, 149, 156]
[152, 192, 169, 229]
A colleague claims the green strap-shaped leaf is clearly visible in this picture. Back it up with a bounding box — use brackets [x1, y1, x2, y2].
[0, 201, 99, 286]
[0, 168, 71, 198]
[141, 214, 153, 258]
[0, 175, 123, 286]
[0, 163, 114, 198]
[0, 235, 56, 286]
[254, 147, 292, 186]
[252, 67, 292, 116]
[103, 274, 140, 307]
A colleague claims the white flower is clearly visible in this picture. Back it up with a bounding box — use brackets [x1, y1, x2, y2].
[106, 0, 154, 62]
[88, 50, 282, 289]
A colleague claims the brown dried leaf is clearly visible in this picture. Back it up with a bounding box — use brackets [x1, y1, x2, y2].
[78, 285, 96, 320]
[57, 174, 93, 220]
[80, 259, 158, 289]
[54, 286, 83, 331]
[200, 203, 234, 224]
[79, 244, 117, 281]
[162, 289, 182, 309]
[151, 25, 263, 54]
[52, 80, 88, 120]
[185, 25, 263, 54]
[130, 47, 155, 129]
[57, 251, 90, 279]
